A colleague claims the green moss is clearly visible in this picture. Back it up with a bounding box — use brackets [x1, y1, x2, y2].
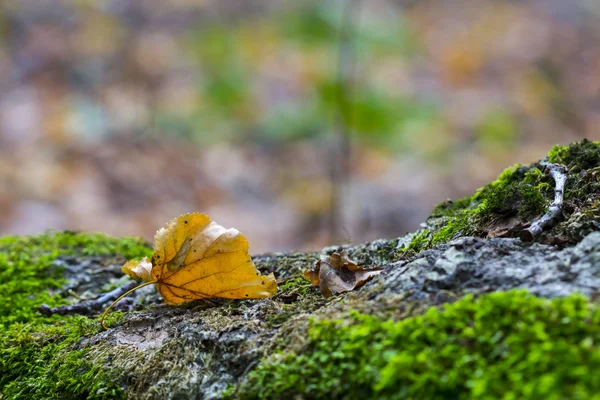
[429, 197, 475, 219]
[1, 314, 126, 399]
[401, 229, 432, 256]
[431, 213, 476, 245]
[549, 140, 600, 201]
[253, 252, 320, 279]
[423, 165, 545, 250]
[265, 306, 296, 327]
[221, 383, 237, 400]
[264, 276, 327, 328]
[279, 277, 313, 293]
[262, 278, 316, 327]
[523, 167, 543, 184]
[547, 139, 600, 171]
[420, 140, 600, 251]
[239, 291, 600, 400]
[0, 231, 151, 399]
[477, 179, 547, 219]
[375, 238, 401, 263]
[0, 232, 151, 328]
[547, 145, 568, 164]
[540, 140, 600, 241]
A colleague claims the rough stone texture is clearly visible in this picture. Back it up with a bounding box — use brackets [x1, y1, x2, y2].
[43, 231, 600, 399]
[5, 141, 600, 399]
[374, 232, 600, 301]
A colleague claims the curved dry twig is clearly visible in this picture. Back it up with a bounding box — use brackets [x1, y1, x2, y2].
[520, 161, 568, 242]
[39, 280, 138, 317]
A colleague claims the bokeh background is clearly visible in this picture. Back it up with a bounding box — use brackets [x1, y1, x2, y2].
[1, 0, 599, 252]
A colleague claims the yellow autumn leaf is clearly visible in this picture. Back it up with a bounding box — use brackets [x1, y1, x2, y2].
[101, 213, 277, 328]
[150, 213, 277, 303]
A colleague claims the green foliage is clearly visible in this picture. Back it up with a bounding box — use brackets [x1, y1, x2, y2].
[476, 111, 517, 151]
[317, 79, 437, 146]
[193, 25, 250, 110]
[240, 291, 600, 400]
[278, 2, 418, 55]
[220, 383, 237, 400]
[260, 101, 326, 142]
[172, 2, 432, 151]
[0, 232, 151, 399]
[279, 2, 339, 46]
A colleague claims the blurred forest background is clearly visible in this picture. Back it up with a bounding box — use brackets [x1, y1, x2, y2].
[1, 0, 599, 252]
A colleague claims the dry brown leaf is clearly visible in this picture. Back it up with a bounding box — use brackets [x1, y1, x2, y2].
[303, 250, 382, 297]
[101, 213, 277, 328]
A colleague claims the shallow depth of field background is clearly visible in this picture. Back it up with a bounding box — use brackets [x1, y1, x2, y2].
[1, 0, 599, 252]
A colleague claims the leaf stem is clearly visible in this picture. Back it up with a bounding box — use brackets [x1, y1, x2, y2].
[100, 280, 157, 330]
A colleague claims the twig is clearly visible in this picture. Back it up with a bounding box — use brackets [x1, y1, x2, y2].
[329, 0, 361, 241]
[520, 161, 568, 242]
[100, 280, 157, 329]
[39, 281, 139, 317]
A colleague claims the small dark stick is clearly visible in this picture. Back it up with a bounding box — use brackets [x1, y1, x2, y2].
[39, 280, 139, 317]
[520, 161, 568, 242]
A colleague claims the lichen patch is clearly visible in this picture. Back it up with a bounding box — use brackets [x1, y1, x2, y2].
[114, 328, 169, 351]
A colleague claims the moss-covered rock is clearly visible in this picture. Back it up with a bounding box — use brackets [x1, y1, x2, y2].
[0, 232, 334, 399]
[0, 233, 151, 399]
[2, 140, 600, 399]
[405, 139, 600, 254]
[239, 291, 600, 400]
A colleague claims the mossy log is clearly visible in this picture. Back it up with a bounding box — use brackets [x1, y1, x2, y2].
[2, 140, 600, 400]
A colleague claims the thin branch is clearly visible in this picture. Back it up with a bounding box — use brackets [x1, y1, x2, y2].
[520, 161, 568, 242]
[100, 280, 157, 330]
[38, 280, 139, 317]
[329, 0, 361, 241]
